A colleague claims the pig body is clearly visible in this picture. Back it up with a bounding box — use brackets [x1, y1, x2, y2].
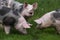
[34, 9, 60, 34]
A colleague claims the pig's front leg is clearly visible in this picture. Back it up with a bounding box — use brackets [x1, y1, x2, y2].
[55, 25, 60, 34]
[4, 26, 11, 34]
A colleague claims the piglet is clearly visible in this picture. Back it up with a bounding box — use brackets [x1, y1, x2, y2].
[15, 15, 31, 34]
[34, 10, 60, 34]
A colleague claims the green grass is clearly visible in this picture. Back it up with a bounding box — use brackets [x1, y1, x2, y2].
[0, 0, 60, 40]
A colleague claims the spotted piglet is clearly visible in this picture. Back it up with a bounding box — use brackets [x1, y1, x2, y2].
[34, 9, 60, 34]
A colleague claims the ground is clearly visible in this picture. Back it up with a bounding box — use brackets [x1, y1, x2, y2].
[0, 0, 60, 40]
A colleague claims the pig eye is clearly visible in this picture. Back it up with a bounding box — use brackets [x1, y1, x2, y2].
[29, 12, 32, 14]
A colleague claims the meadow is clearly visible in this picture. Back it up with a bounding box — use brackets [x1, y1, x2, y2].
[0, 0, 60, 40]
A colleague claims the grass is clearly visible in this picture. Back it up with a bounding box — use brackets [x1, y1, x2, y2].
[0, 0, 60, 40]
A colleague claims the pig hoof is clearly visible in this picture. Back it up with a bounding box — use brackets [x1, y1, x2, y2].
[5, 32, 9, 35]
[57, 32, 60, 35]
[22, 32, 27, 35]
[20, 31, 27, 35]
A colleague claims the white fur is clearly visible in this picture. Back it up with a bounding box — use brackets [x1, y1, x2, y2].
[27, 4, 33, 11]
[4, 26, 11, 34]
[7, 0, 13, 8]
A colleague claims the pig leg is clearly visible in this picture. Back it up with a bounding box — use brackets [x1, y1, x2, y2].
[55, 25, 60, 34]
[4, 26, 11, 34]
[36, 24, 40, 29]
[53, 20, 60, 34]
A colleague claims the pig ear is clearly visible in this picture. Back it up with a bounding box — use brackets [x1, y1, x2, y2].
[33, 2, 38, 10]
[34, 20, 41, 24]
[23, 2, 28, 8]
[39, 22, 42, 25]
